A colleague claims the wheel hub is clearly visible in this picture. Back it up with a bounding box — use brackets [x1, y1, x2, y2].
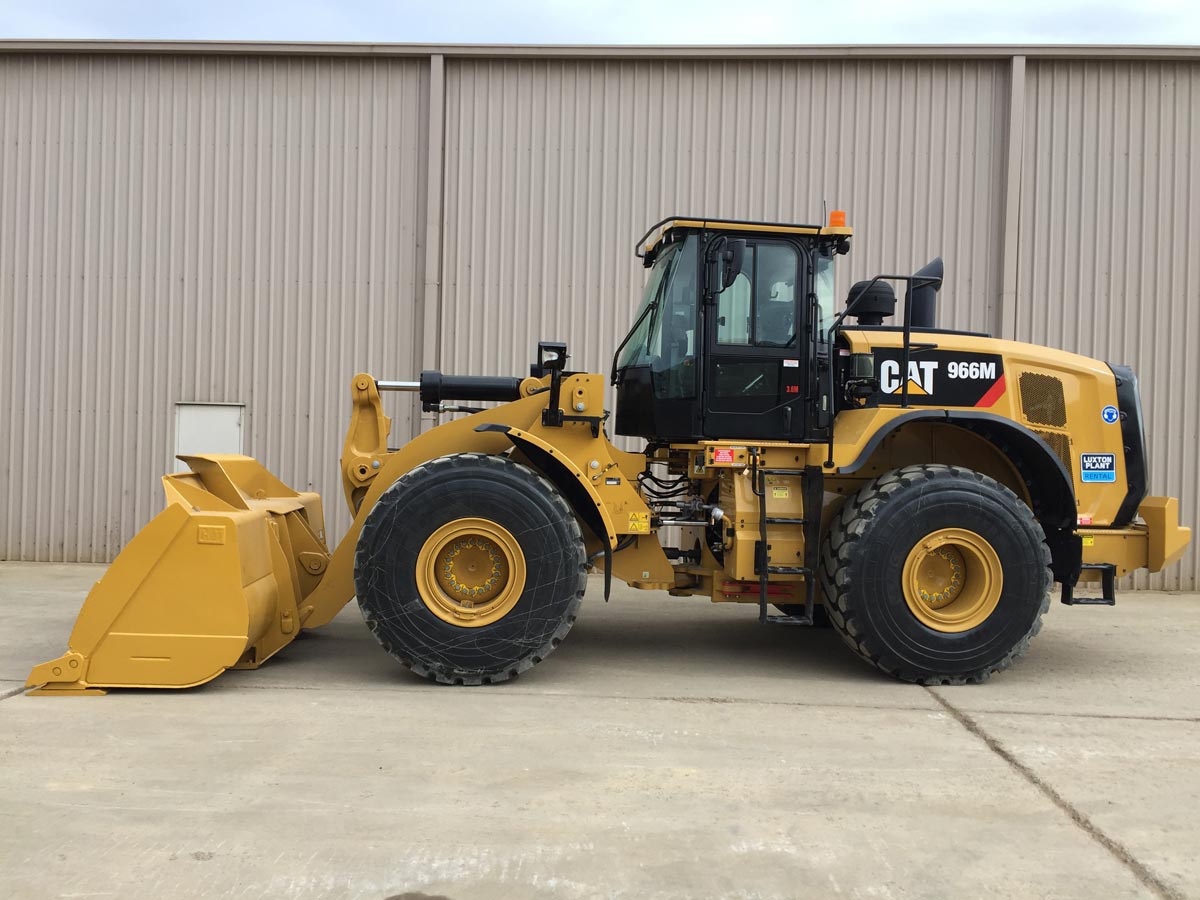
[416, 518, 526, 627]
[437, 536, 507, 602]
[902, 527, 1003, 632]
[915, 545, 965, 608]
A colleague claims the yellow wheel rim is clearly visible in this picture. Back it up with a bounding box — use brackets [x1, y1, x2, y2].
[902, 527, 1003, 633]
[415, 517, 526, 628]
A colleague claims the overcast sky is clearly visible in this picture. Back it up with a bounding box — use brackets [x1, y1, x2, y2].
[2, 0, 1199, 45]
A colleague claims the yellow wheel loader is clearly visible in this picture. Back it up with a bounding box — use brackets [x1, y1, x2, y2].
[27, 213, 1192, 694]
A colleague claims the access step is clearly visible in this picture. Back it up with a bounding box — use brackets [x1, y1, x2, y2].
[763, 614, 813, 626]
[1061, 563, 1117, 606]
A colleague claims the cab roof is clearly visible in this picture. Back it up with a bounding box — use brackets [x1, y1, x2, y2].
[637, 215, 854, 259]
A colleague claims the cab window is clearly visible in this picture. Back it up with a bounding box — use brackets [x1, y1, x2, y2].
[716, 242, 798, 348]
[649, 236, 699, 398]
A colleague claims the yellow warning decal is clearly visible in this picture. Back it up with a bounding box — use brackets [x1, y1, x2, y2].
[628, 512, 651, 533]
[771, 486, 790, 499]
[1082, 536, 1095, 547]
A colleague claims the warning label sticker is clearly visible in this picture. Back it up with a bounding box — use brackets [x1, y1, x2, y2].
[628, 512, 651, 533]
[709, 446, 747, 466]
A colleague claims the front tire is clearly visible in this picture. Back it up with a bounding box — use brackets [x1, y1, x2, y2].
[820, 465, 1051, 684]
[354, 453, 587, 685]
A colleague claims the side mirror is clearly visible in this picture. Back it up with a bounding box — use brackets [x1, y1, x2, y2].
[721, 239, 746, 289]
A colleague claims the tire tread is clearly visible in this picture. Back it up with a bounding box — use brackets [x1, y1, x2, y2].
[818, 463, 1052, 684]
[355, 452, 587, 686]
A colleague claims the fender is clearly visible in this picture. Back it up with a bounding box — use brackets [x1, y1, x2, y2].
[476, 424, 620, 548]
[945, 411, 1076, 530]
[840, 409, 1076, 529]
[479, 423, 654, 601]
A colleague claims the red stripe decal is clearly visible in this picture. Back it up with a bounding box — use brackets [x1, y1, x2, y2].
[975, 373, 1006, 407]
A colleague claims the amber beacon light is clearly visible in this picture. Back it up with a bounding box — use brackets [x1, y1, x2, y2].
[829, 209, 847, 227]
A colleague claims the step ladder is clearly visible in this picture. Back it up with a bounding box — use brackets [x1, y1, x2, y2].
[750, 448, 824, 626]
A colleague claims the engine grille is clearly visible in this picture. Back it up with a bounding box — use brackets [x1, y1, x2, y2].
[1032, 429, 1073, 480]
[1019, 372, 1067, 427]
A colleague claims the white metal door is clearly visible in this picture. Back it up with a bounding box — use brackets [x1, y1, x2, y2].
[173, 403, 245, 473]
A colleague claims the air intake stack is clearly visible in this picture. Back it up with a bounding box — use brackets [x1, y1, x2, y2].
[847, 280, 897, 327]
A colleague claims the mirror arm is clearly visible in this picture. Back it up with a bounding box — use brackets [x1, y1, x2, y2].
[720, 239, 746, 290]
[703, 235, 727, 303]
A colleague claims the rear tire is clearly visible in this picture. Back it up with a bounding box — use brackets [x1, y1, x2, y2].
[354, 453, 587, 685]
[819, 464, 1051, 684]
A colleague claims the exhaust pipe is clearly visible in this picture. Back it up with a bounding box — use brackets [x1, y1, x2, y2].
[908, 257, 944, 329]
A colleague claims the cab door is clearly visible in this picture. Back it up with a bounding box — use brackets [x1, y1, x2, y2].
[703, 238, 808, 441]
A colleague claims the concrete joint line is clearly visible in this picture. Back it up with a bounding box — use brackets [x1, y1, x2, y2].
[958, 706, 1200, 725]
[0, 685, 25, 702]
[226, 680, 936, 715]
[926, 687, 1183, 900]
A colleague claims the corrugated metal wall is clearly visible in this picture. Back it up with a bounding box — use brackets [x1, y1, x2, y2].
[0, 53, 428, 559]
[1015, 59, 1199, 588]
[440, 58, 1009, 383]
[1, 46, 1196, 589]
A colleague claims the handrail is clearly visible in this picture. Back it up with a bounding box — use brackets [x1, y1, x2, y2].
[822, 271, 943, 468]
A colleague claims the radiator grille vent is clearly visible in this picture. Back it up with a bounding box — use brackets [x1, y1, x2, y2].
[1033, 429, 1073, 480]
[1019, 372, 1067, 427]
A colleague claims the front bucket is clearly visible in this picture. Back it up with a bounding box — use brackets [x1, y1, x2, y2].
[26, 455, 331, 695]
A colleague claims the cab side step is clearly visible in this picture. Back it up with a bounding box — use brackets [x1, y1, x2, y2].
[1061, 563, 1117, 606]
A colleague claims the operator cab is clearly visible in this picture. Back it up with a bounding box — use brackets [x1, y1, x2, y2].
[612, 215, 851, 443]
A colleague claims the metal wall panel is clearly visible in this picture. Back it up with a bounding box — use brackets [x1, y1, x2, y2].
[2, 46, 1195, 592]
[0, 53, 428, 560]
[439, 58, 1010, 390]
[1015, 59, 1199, 588]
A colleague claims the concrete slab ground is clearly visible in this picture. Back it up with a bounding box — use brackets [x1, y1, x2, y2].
[1, 562, 1197, 900]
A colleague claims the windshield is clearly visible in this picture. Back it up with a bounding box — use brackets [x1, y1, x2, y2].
[615, 235, 696, 372]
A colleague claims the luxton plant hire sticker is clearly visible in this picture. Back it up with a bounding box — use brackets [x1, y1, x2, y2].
[1080, 453, 1117, 483]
